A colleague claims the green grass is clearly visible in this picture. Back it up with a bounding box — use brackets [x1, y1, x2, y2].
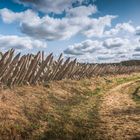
[132, 87, 140, 104]
[43, 88, 101, 139]
[38, 77, 127, 140]
[120, 79, 140, 104]
[115, 74, 140, 85]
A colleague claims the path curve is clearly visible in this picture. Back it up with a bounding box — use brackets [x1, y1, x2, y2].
[99, 81, 140, 140]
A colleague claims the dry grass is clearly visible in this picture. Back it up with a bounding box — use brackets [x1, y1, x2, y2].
[99, 81, 140, 140]
[0, 73, 140, 139]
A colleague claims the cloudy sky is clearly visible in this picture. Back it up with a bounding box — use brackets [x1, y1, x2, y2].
[0, 0, 140, 63]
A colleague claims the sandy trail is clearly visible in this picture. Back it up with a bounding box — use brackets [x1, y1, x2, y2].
[99, 81, 140, 140]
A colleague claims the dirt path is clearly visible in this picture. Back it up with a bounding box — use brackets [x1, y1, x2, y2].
[99, 81, 140, 140]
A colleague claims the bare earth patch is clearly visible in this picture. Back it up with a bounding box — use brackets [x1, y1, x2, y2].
[99, 81, 140, 140]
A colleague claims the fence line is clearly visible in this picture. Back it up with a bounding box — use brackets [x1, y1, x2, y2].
[0, 49, 140, 87]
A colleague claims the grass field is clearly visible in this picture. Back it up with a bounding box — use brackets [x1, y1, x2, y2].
[0, 73, 140, 140]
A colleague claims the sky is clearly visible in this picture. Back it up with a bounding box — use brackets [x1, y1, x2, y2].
[0, 0, 140, 63]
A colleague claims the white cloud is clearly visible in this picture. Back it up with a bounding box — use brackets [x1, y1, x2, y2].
[105, 22, 135, 36]
[64, 36, 139, 63]
[66, 5, 97, 17]
[132, 53, 140, 60]
[135, 46, 140, 51]
[116, 22, 135, 32]
[13, 0, 95, 14]
[0, 35, 47, 50]
[133, 53, 140, 56]
[82, 15, 116, 38]
[103, 38, 129, 49]
[0, 8, 39, 24]
[135, 26, 140, 35]
[20, 16, 81, 41]
[0, 8, 116, 40]
[97, 55, 115, 61]
[64, 39, 102, 55]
